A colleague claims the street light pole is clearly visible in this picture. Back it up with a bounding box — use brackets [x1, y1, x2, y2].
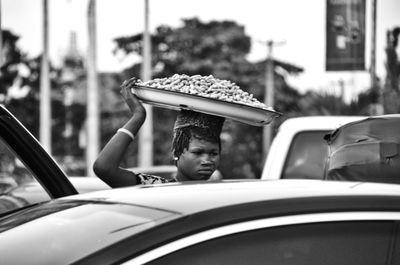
[87, 0, 100, 177]
[40, 0, 51, 153]
[262, 39, 285, 162]
[369, 0, 383, 115]
[370, 0, 377, 89]
[138, 0, 153, 167]
[263, 41, 274, 161]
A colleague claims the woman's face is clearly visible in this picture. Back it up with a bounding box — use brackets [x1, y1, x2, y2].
[176, 138, 220, 181]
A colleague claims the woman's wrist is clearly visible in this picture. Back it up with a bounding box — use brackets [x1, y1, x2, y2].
[117, 128, 135, 141]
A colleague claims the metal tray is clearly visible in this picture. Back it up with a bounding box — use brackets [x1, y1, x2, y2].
[131, 85, 281, 126]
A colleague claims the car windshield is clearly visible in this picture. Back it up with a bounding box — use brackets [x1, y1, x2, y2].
[0, 200, 178, 264]
[281, 131, 331, 180]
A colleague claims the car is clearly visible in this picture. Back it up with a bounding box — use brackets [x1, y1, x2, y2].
[323, 114, 400, 183]
[2, 179, 400, 264]
[261, 115, 366, 180]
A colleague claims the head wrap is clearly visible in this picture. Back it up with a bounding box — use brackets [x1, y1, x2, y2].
[173, 110, 225, 134]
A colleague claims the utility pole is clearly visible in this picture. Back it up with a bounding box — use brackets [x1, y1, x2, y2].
[138, 0, 153, 167]
[369, 0, 383, 115]
[370, 0, 377, 89]
[262, 40, 284, 162]
[86, 0, 100, 176]
[40, 0, 51, 153]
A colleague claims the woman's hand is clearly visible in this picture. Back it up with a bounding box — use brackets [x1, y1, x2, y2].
[120, 77, 146, 119]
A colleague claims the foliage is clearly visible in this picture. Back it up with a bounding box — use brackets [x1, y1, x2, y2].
[0, 30, 82, 160]
[297, 90, 349, 115]
[0, 30, 42, 135]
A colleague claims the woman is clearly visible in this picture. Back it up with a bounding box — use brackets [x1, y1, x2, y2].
[93, 77, 224, 188]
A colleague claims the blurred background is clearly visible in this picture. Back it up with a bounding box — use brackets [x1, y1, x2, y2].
[0, 0, 399, 179]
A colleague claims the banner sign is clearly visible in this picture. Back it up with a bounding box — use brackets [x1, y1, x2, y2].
[326, 0, 366, 71]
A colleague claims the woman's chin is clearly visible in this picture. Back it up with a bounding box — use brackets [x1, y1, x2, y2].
[196, 172, 213, 180]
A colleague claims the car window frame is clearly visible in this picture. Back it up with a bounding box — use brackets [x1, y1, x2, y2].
[281, 130, 332, 180]
[147, 221, 399, 265]
[73, 195, 400, 265]
[123, 211, 400, 264]
[0, 106, 77, 198]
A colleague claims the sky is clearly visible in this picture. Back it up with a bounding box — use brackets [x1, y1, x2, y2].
[2, 0, 400, 102]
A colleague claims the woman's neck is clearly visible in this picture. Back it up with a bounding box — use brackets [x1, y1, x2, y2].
[175, 171, 190, 181]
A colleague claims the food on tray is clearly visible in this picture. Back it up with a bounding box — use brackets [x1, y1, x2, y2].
[136, 74, 268, 109]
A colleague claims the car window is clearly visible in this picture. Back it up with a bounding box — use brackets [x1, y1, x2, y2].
[0, 201, 177, 265]
[148, 221, 397, 265]
[282, 131, 330, 179]
[0, 138, 50, 214]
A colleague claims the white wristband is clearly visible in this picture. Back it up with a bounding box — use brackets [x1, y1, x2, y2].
[117, 128, 135, 141]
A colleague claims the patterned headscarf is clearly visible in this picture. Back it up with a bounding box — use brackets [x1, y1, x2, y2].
[172, 110, 225, 158]
[173, 110, 225, 132]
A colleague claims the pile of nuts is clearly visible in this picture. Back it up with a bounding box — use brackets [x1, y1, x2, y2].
[136, 74, 268, 109]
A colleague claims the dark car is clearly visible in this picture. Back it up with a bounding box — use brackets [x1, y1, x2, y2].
[1, 180, 400, 265]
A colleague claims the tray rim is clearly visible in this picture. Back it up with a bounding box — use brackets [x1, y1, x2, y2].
[131, 84, 282, 126]
[132, 84, 281, 112]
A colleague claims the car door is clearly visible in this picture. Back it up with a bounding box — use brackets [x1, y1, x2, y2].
[0, 106, 77, 214]
[142, 215, 400, 265]
[73, 194, 400, 265]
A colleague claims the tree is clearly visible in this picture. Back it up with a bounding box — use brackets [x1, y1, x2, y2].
[0, 30, 24, 98]
[0, 30, 66, 154]
[113, 18, 304, 178]
[0, 30, 40, 134]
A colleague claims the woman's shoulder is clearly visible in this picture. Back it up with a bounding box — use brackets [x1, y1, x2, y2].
[136, 173, 177, 185]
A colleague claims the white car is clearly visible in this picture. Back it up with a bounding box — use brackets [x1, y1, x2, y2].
[261, 116, 365, 180]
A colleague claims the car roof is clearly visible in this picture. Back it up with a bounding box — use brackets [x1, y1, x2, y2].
[278, 114, 400, 134]
[62, 179, 400, 215]
[278, 115, 366, 132]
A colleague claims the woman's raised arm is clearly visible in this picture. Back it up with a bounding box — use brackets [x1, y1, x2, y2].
[93, 78, 146, 188]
